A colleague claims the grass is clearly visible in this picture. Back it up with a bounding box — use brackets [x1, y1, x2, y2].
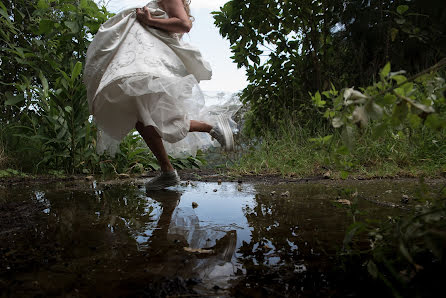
[1, 112, 445, 178]
[0, 144, 7, 170]
[230, 122, 446, 178]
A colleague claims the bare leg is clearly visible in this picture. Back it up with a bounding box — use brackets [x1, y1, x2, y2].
[136, 120, 213, 171]
[135, 122, 174, 172]
[189, 120, 212, 133]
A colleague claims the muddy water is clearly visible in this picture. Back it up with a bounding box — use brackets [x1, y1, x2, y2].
[0, 179, 438, 297]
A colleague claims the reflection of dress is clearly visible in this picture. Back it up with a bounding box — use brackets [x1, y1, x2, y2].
[84, 1, 237, 157]
[167, 206, 238, 289]
[146, 190, 239, 291]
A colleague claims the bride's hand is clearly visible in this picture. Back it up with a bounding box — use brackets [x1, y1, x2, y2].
[136, 6, 152, 25]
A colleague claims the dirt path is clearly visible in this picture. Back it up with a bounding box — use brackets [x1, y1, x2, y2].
[1, 169, 444, 186]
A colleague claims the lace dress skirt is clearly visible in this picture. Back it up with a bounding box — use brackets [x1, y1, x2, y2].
[83, 1, 238, 157]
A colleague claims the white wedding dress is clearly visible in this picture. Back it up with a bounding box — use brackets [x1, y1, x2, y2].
[84, 0, 239, 158]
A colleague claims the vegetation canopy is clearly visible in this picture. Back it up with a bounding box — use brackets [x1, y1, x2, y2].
[213, 0, 446, 133]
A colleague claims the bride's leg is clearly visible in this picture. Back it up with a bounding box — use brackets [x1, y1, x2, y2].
[194, 116, 235, 151]
[136, 122, 174, 172]
[189, 120, 212, 133]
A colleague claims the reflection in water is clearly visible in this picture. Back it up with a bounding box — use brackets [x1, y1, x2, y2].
[0, 180, 416, 296]
[145, 188, 242, 292]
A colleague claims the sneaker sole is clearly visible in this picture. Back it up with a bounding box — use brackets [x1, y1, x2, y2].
[146, 178, 180, 191]
[217, 115, 234, 151]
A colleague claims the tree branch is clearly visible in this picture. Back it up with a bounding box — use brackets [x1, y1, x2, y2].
[379, 58, 446, 97]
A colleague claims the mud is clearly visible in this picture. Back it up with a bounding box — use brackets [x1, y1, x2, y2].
[2, 169, 442, 186]
[0, 177, 444, 297]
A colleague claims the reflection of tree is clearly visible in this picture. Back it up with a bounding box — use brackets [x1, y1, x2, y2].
[235, 186, 351, 296]
[5, 184, 242, 296]
[0, 184, 162, 296]
[41, 184, 156, 258]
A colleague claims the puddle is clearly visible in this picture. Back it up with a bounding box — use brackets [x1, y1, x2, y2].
[0, 179, 441, 296]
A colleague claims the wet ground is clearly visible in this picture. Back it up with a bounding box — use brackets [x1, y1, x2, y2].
[0, 177, 443, 297]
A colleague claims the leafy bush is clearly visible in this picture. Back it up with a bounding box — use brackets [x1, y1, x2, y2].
[214, 0, 446, 134]
[310, 60, 446, 175]
[0, 0, 110, 173]
[0, 0, 205, 175]
[6, 62, 97, 173]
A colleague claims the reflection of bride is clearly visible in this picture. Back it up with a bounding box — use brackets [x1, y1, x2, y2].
[146, 190, 238, 289]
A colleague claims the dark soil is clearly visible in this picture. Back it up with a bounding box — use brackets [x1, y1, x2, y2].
[0, 174, 82, 186]
[0, 200, 58, 276]
[4, 169, 441, 187]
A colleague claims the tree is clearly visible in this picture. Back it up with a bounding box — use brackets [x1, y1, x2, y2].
[213, 0, 446, 133]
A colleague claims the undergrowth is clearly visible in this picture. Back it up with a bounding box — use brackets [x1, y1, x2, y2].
[231, 121, 446, 178]
[0, 129, 205, 177]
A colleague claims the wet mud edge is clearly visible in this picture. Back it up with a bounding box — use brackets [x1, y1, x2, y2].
[1, 169, 445, 186]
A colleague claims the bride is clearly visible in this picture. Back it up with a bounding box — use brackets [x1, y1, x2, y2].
[84, 0, 237, 190]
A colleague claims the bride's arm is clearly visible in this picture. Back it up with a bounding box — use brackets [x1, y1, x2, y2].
[136, 0, 192, 33]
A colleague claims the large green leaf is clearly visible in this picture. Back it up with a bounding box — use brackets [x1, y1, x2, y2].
[38, 19, 55, 34]
[71, 61, 83, 81]
[4, 92, 25, 106]
[380, 62, 391, 79]
[397, 5, 409, 14]
[0, 1, 8, 19]
[37, 0, 49, 10]
[39, 72, 49, 96]
[64, 21, 79, 33]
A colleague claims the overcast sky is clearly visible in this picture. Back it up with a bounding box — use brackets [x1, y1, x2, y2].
[98, 0, 248, 92]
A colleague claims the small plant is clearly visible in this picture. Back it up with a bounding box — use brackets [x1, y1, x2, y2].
[96, 133, 207, 176]
[310, 60, 446, 175]
[0, 168, 28, 178]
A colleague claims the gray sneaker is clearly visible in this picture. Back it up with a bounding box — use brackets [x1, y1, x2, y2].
[210, 115, 234, 151]
[145, 170, 180, 190]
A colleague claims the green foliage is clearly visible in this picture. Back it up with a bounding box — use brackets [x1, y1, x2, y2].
[231, 121, 331, 176]
[233, 61, 446, 177]
[0, 0, 111, 173]
[214, 0, 446, 134]
[0, 0, 111, 112]
[96, 132, 205, 176]
[232, 114, 446, 178]
[233, 61, 446, 178]
[116, 133, 160, 173]
[309, 61, 446, 174]
[0, 168, 28, 178]
[6, 62, 98, 173]
[313, 62, 445, 132]
[0, 0, 204, 175]
[171, 154, 205, 171]
[97, 133, 159, 176]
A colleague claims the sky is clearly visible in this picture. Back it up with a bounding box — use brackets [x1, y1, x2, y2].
[99, 0, 248, 93]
